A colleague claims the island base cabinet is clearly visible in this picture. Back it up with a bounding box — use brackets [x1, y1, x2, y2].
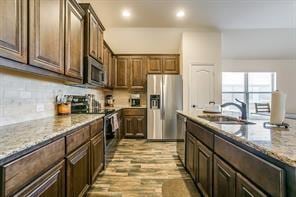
[213, 155, 235, 197]
[14, 160, 65, 197]
[236, 173, 267, 197]
[66, 142, 90, 197]
[195, 141, 213, 197]
[186, 132, 196, 179]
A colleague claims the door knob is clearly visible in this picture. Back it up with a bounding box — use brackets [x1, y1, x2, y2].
[192, 105, 196, 108]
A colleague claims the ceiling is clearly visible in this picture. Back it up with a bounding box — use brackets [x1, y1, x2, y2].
[79, 0, 296, 29]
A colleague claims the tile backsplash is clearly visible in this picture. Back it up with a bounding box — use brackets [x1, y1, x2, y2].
[0, 69, 104, 126]
[111, 89, 147, 106]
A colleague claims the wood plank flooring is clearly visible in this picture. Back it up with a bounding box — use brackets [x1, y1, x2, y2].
[87, 139, 199, 197]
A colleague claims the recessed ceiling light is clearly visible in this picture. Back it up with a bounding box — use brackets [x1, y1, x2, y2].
[122, 9, 131, 17]
[176, 10, 185, 18]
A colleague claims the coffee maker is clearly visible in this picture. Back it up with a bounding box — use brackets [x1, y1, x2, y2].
[130, 94, 141, 107]
[105, 95, 115, 107]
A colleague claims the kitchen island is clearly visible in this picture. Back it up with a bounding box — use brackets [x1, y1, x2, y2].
[177, 110, 296, 196]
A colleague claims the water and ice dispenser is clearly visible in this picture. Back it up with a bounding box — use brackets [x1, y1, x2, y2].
[150, 95, 160, 109]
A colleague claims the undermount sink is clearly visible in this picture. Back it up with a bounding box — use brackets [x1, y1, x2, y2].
[197, 115, 256, 125]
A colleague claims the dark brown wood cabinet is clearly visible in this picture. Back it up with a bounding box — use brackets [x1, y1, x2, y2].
[29, 0, 65, 74]
[123, 109, 147, 138]
[195, 141, 213, 197]
[65, 0, 84, 79]
[14, 160, 65, 197]
[186, 132, 196, 180]
[115, 56, 129, 88]
[213, 155, 235, 197]
[129, 56, 146, 91]
[0, 0, 27, 63]
[66, 142, 91, 197]
[162, 55, 179, 74]
[147, 56, 162, 74]
[90, 132, 104, 183]
[236, 173, 267, 197]
[103, 42, 114, 88]
[146, 55, 179, 74]
[80, 3, 105, 64]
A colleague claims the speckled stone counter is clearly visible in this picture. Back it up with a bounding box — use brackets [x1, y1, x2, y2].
[0, 114, 104, 165]
[177, 110, 296, 168]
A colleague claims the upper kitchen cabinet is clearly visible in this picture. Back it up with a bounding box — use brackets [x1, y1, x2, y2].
[162, 55, 179, 74]
[29, 0, 65, 74]
[79, 3, 105, 64]
[147, 56, 162, 74]
[0, 0, 28, 63]
[65, 0, 85, 79]
[146, 55, 179, 74]
[129, 56, 147, 91]
[114, 56, 129, 88]
[103, 42, 114, 88]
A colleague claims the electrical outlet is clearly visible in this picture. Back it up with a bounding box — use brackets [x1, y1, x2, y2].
[36, 104, 45, 112]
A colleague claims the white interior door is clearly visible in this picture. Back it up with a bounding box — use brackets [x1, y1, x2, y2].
[189, 65, 215, 113]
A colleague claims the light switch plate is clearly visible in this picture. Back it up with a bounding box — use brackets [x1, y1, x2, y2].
[36, 104, 45, 112]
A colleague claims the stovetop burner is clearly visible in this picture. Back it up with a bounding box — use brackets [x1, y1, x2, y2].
[72, 108, 116, 115]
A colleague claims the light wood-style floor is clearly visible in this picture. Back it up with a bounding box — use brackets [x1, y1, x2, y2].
[87, 139, 200, 197]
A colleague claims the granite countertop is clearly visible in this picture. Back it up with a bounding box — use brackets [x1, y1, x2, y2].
[0, 114, 104, 165]
[177, 110, 296, 168]
[103, 105, 147, 110]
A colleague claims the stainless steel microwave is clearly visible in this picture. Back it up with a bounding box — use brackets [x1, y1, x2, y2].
[83, 56, 105, 87]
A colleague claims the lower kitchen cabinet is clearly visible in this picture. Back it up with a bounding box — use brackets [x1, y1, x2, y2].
[90, 132, 104, 183]
[213, 155, 235, 197]
[186, 132, 196, 179]
[124, 115, 146, 138]
[195, 141, 213, 197]
[14, 160, 65, 197]
[236, 173, 267, 197]
[66, 142, 91, 197]
[123, 109, 147, 139]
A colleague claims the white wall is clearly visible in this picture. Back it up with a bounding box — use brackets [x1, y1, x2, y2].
[222, 59, 296, 113]
[222, 29, 296, 59]
[181, 32, 222, 111]
[104, 27, 213, 54]
[0, 69, 104, 126]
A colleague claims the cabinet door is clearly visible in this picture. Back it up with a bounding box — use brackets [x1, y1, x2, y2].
[103, 45, 110, 87]
[115, 56, 129, 88]
[134, 115, 146, 138]
[0, 0, 27, 63]
[196, 141, 213, 197]
[129, 56, 146, 91]
[65, 0, 84, 79]
[90, 132, 104, 183]
[97, 28, 104, 62]
[88, 12, 99, 60]
[108, 51, 113, 87]
[162, 55, 179, 74]
[213, 155, 235, 197]
[236, 173, 267, 197]
[147, 56, 162, 74]
[124, 116, 134, 138]
[66, 142, 90, 197]
[14, 160, 65, 197]
[186, 132, 196, 179]
[29, 0, 65, 74]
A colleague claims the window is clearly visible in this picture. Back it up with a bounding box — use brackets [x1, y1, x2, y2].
[222, 72, 276, 115]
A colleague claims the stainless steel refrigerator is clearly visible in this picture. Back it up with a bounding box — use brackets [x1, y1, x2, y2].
[147, 75, 183, 140]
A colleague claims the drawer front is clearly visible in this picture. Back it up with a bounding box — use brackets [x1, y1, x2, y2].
[214, 136, 285, 196]
[187, 120, 214, 149]
[123, 108, 146, 116]
[90, 118, 103, 137]
[3, 138, 65, 196]
[66, 125, 90, 154]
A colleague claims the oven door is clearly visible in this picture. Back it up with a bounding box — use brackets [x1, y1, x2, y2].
[104, 113, 119, 166]
[84, 56, 105, 87]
